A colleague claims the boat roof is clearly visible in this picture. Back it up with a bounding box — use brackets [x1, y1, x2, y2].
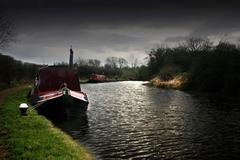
[38, 66, 81, 92]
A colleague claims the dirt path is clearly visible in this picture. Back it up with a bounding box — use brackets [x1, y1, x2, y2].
[0, 86, 29, 160]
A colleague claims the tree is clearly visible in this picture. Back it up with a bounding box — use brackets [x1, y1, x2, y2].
[88, 59, 101, 67]
[216, 41, 237, 52]
[184, 37, 212, 52]
[75, 58, 88, 66]
[75, 58, 101, 67]
[105, 57, 118, 68]
[0, 10, 14, 49]
[128, 54, 138, 68]
[0, 54, 15, 86]
[0, 53, 39, 90]
[118, 57, 128, 69]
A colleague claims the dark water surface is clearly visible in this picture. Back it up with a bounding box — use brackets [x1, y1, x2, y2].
[53, 81, 240, 159]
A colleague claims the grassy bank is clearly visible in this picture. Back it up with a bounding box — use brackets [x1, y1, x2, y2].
[0, 88, 94, 160]
[147, 41, 240, 94]
[149, 73, 188, 90]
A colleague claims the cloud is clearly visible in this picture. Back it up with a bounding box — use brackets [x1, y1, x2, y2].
[164, 36, 188, 42]
[3, 5, 240, 64]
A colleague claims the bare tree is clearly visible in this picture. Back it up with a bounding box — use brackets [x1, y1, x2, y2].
[128, 54, 138, 68]
[75, 57, 88, 66]
[88, 59, 101, 67]
[185, 37, 212, 51]
[0, 10, 14, 49]
[118, 57, 128, 69]
[105, 57, 118, 68]
[75, 58, 101, 67]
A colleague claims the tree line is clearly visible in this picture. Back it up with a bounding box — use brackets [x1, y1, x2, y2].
[1, 35, 239, 95]
[0, 53, 39, 90]
[0, 53, 144, 90]
[55, 55, 142, 80]
[146, 38, 240, 95]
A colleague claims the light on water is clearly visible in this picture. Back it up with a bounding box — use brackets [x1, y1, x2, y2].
[53, 81, 240, 160]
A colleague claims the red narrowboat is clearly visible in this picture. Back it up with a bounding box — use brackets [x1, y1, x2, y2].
[88, 73, 106, 83]
[29, 66, 89, 116]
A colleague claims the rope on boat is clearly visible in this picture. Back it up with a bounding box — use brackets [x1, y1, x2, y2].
[28, 102, 45, 113]
[28, 86, 65, 113]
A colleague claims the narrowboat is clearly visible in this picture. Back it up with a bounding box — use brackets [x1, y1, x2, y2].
[88, 73, 106, 83]
[28, 66, 89, 116]
[29, 47, 88, 116]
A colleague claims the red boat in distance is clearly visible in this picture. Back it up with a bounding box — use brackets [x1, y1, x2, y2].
[29, 66, 89, 116]
[88, 73, 106, 83]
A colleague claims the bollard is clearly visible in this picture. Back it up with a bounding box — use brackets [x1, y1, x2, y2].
[19, 103, 28, 116]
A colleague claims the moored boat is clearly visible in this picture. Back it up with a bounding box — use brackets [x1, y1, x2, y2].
[88, 73, 106, 83]
[28, 47, 89, 117]
[29, 66, 89, 116]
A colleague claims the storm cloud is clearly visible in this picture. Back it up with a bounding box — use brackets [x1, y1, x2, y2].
[2, 3, 240, 64]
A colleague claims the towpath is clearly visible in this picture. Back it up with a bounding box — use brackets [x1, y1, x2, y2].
[0, 86, 28, 160]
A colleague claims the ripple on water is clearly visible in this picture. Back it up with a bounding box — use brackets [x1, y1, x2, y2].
[53, 81, 240, 160]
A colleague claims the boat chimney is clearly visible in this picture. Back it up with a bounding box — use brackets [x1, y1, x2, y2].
[69, 45, 74, 68]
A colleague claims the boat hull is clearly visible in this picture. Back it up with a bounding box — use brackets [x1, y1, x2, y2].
[29, 88, 89, 118]
[35, 94, 88, 118]
[28, 66, 89, 118]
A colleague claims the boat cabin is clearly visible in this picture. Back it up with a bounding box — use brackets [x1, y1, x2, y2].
[35, 66, 81, 93]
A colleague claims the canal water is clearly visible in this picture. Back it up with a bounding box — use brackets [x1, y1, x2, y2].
[53, 81, 240, 159]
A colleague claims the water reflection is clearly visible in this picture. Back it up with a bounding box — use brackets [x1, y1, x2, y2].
[52, 113, 89, 141]
[51, 81, 240, 159]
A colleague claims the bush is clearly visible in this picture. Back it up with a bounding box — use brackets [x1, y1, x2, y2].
[146, 40, 240, 94]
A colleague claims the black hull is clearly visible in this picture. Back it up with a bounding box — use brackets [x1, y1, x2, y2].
[36, 96, 88, 118]
[87, 79, 106, 83]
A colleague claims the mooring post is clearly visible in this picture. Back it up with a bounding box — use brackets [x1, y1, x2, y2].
[19, 103, 28, 116]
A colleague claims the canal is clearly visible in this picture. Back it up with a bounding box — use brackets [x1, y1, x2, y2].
[53, 81, 240, 159]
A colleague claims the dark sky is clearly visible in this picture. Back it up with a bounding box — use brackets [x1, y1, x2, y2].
[2, 1, 240, 64]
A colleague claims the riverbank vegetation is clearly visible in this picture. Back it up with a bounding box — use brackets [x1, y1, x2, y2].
[146, 38, 240, 95]
[0, 53, 39, 90]
[1, 37, 240, 95]
[0, 88, 94, 159]
[55, 56, 143, 81]
[0, 52, 143, 91]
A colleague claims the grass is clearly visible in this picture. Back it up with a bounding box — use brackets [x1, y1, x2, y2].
[79, 79, 89, 83]
[150, 73, 188, 89]
[0, 88, 94, 160]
